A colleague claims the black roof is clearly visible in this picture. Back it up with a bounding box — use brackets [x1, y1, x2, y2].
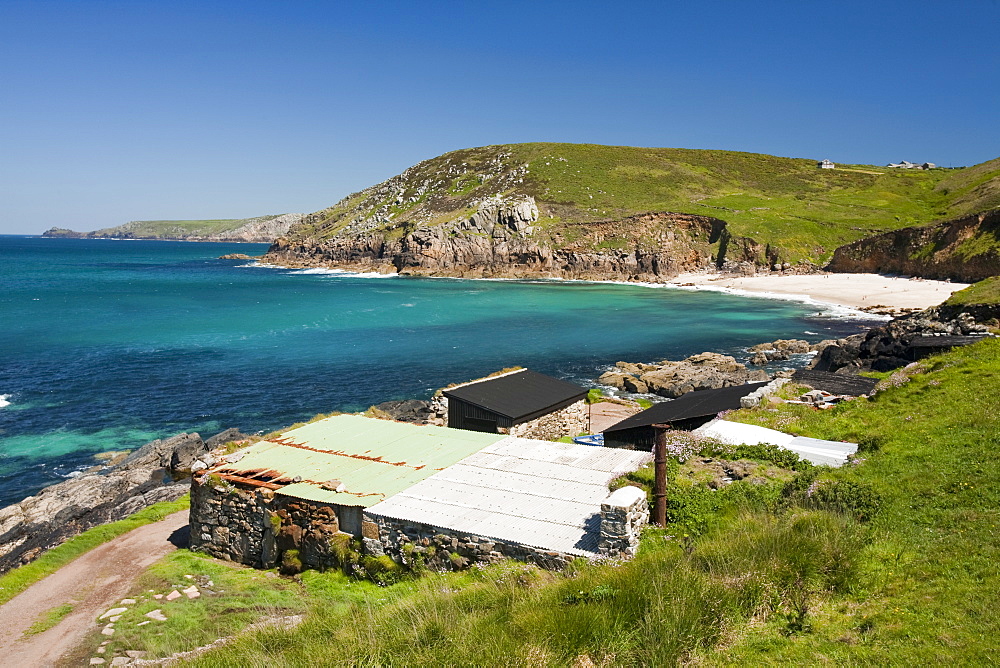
[908, 335, 989, 349]
[604, 382, 769, 433]
[443, 369, 588, 422]
[792, 370, 878, 396]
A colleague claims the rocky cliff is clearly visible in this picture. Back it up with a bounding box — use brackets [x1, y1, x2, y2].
[826, 209, 1000, 282]
[267, 195, 786, 281]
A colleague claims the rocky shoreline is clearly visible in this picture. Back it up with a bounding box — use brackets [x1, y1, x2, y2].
[0, 429, 245, 574]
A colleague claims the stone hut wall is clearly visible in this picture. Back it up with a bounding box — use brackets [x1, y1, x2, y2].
[506, 399, 589, 440]
[367, 515, 576, 571]
[597, 486, 649, 559]
[189, 477, 275, 568]
[191, 475, 648, 574]
[190, 476, 358, 571]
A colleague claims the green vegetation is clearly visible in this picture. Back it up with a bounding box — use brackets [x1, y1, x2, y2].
[93, 549, 308, 659]
[24, 603, 74, 636]
[945, 275, 1000, 306]
[0, 496, 190, 606]
[289, 143, 1000, 265]
[156, 337, 997, 665]
[935, 156, 1000, 217]
[57, 339, 1000, 664]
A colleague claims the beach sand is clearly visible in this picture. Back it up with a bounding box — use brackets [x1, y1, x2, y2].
[669, 272, 969, 315]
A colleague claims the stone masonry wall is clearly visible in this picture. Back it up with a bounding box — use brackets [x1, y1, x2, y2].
[598, 486, 649, 559]
[191, 475, 648, 573]
[189, 476, 275, 568]
[368, 515, 576, 571]
[506, 399, 589, 440]
[270, 497, 345, 571]
[190, 476, 356, 572]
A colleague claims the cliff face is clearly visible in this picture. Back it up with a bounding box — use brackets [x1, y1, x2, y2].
[827, 210, 1000, 282]
[200, 213, 306, 242]
[267, 196, 780, 281]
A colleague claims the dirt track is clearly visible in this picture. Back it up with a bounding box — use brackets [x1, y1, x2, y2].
[0, 510, 189, 666]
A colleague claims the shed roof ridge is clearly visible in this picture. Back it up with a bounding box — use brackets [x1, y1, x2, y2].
[444, 367, 526, 392]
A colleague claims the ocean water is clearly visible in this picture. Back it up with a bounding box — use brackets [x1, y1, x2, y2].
[0, 235, 875, 506]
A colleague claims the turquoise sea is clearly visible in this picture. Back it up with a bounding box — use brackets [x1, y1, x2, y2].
[0, 235, 875, 506]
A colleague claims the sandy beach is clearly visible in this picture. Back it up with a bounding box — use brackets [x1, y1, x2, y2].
[669, 272, 970, 315]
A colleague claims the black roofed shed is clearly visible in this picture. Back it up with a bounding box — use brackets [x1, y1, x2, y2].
[791, 370, 878, 396]
[443, 369, 588, 433]
[603, 382, 769, 450]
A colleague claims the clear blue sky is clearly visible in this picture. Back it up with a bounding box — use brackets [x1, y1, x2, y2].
[1, 0, 997, 234]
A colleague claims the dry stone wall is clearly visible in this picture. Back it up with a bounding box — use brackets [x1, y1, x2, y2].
[190, 473, 650, 573]
[189, 477, 273, 568]
[598, 486, 649, 559]
[370, 515, 576, 570]
[190, 477, 350, 571]
[506, 399, 589, 440]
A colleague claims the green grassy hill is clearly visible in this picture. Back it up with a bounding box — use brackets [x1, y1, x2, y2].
[287, 143, 999, 264]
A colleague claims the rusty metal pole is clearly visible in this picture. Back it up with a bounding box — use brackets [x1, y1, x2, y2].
[653, 424, 668, 527]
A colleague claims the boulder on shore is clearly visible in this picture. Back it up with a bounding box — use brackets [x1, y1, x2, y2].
[809, 307, 995, 373]
[599, 352, 769, 399]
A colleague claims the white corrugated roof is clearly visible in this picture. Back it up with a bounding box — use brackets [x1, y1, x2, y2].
[366, 437, 652, 557]
[694, 419, 857, 467]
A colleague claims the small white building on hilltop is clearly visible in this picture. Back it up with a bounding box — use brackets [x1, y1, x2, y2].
[818, 159, 835, 169]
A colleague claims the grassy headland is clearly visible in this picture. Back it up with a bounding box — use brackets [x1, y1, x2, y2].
[284, 143, 1000, 265]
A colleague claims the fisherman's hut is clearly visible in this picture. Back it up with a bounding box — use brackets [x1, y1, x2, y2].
[603, 382, 769, 450]
[442, 368, 588, 439]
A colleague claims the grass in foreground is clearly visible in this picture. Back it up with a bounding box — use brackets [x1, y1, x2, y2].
[87, 550, 310, 660]
[0, 496, 190, 606]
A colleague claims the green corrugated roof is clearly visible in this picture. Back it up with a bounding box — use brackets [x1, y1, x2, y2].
[212, 414, 505, 507]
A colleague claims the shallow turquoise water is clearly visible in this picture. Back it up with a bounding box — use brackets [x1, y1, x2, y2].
[0, 235, 872, 505]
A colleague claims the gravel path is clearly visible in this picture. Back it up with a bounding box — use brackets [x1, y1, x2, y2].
[0, 510, 189, 666]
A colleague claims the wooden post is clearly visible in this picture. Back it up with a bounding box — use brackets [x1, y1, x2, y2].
[652, 423, 668, 527]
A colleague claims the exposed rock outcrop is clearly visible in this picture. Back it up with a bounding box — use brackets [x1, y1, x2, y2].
[747, 339, 820, 365]
[0, 428, 245, 573]
[372, 399, 433, 423]
[201, 213, 306, 243]
[826, 210, 1000, 282]
[809, 306, 995, 373]
[267, 197, 773, 282]
[598, 352, 769, 399]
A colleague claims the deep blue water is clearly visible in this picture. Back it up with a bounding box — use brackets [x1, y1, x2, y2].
[0, 235, 874, 506]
